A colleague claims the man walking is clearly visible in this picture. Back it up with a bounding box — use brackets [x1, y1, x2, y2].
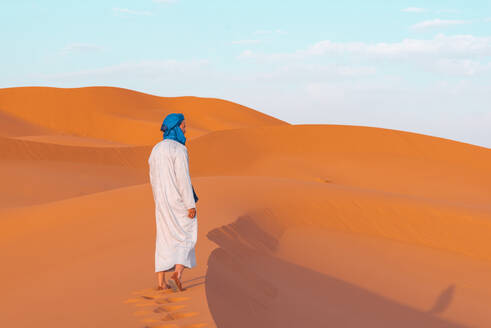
[148, 113, 198, 292]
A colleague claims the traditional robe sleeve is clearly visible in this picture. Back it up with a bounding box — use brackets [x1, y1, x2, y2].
[175, 147, 196, 210]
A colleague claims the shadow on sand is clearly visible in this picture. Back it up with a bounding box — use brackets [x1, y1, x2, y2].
[205, 211, 466, 328]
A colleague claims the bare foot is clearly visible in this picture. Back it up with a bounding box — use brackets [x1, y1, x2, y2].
[168, 272, 185, 292]
[156, 283, 171, 291]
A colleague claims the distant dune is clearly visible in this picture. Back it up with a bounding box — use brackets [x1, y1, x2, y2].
[188, 125, 491, 208]
[0, 86, 286, 144]
[1, 86, 490, 328]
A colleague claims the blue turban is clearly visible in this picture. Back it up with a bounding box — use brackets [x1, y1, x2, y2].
[160, 113, 186, 145]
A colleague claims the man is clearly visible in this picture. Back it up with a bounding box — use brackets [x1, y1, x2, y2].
[148, 113, 198, 292]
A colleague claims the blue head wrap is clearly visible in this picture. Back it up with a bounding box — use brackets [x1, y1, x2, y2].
[160, 113, 186, 145]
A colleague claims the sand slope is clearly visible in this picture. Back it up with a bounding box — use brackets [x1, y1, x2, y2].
[1, 86, 490, 328]
[188, 125, 491, 208]
[0, 86, 284, 206]
[0, 86, 286, 145]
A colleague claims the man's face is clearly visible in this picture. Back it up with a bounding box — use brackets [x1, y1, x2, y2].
[180, 120, 186, 135]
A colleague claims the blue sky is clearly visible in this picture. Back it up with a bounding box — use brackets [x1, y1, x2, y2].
[2, 0, 491, 147]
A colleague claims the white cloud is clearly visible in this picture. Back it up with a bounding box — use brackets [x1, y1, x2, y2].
[411, 19, 469, 29]
[435, 58, 491, 76]
[242, 63, 377, 82]
[304, 34, 491, 58]
[232, 40, 261, 45]
[402, 7, 427, 13]
[112, 8, 153, 16]
[238, 34, 491, 79]
[337, 66, 377, 76]
[153, 0, 177, 3]
[61, 43, 103, 55]
[485, 18, 491, 22]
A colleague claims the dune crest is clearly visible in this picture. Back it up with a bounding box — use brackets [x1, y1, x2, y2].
[189, 125, 491, 208]
[0, 86, 287, 145]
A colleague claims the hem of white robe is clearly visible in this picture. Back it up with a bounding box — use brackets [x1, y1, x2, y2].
[155, 247, 196, 273]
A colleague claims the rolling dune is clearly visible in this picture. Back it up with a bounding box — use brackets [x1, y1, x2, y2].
[188, 125, 491, 209]
[0, 136, 150, 207]
[1, 87, 490, 328]
[0, 86, 286, 145]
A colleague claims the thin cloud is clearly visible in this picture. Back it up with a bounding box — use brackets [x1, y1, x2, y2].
[254, 29, 286, 35]
[112, 8, 153, 16]
[402, 8, 460, 14]
[411, 19, 469, 29]
[238, 49, 301, 61]
[437, 9, 460, 14]
[402, 7, 427, 13]
[240, 34, 491, 61]
[435, 58, 491, 76]
[61, 43, 103, 55]
[307, 34, 491, 58]
[232, 40, 261, 45]
[153, 0, 177, 3]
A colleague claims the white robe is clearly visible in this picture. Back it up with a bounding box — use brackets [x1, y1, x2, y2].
[148, 139, 197, 272]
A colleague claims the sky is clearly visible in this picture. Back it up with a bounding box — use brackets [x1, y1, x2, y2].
[1, 0, 491, 147]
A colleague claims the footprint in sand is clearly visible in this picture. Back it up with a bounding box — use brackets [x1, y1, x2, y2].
[135, 302, 160, 307]
[142, 296, 155, 300]
[160, 312, 199, 321]
[163, 297, 190, 303]
[141, 308, 206, 327]
[125, 287, 206, 328]
[153, 305, 186, 313]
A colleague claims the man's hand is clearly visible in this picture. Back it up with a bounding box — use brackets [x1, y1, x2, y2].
[187, 208, 196, 219]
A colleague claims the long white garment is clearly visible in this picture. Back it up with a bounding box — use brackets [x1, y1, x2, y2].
[148, 139, 197, 272]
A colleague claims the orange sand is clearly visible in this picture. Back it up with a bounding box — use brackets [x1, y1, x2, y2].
[0, 86, 490, 328]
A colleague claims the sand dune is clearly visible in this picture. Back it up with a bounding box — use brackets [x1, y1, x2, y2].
[199, 176, 491, 326]
[0, 136, 150, 166]
[0, 136, 150, 207]
[2, 177, 490, 327]
[0, 110, 53, 137]
[1, 86, 490, 328]
[188, 125, 491, 208]
[0, 87, 286, 145]
[0, 159, 145, 207]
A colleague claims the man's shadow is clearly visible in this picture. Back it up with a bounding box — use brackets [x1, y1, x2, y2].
[204, 211, 465, 328]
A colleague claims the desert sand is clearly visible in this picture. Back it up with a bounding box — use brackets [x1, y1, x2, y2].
[1, 86, 490, 328]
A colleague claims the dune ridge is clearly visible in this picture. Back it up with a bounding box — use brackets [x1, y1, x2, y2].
[188, 125, 491, 208]
[0, 136, 150, 167]
[1, 86, 490, 328]
[0, 86, 287, 145]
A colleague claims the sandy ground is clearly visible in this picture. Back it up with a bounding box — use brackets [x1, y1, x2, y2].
[0, 86, 490, 328]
